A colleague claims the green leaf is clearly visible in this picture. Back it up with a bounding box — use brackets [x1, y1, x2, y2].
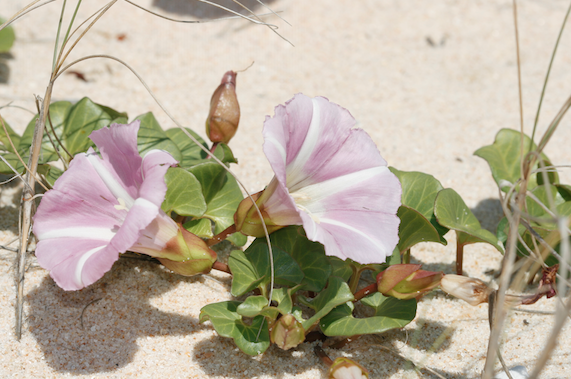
[390, 168, 449, 244]
[64, 98, 117, 156]
[434, 188, 504, 252]
[199, 301, 270, 356]
[328, 257, 353, 282]
[37, 164, 64, 187]
[237, 296, 270, 318]
[0, 17, 15, 53]
[19, 101, 73, 167]
[396, 206, 444, 253]
[0, 117, 21, 152]
[474, 128, 558, 192]
[556, 184, 571, 201]
[183, 218, 213, 239]
[188, 162, 226, 204]
[201, 172, 244, 234]
[165, 127, 208, 168]
[525, 184, 565, 229]
[300, 276, 354, 331]
[320, 293, 417, 336]
[248, 226, 332, 292]
[228, 249, 266, 296]
[229, 243, 305, 297]
[134, 112, 182, 162]
[162, 167, 207, 217]
[212, 143, 238, 164]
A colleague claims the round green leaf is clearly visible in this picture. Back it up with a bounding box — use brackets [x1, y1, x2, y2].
[134, 112, 182, 162]
[165, 127, 208, 168]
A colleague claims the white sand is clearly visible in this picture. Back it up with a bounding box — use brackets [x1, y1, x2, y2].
[0, 0, 570, 377]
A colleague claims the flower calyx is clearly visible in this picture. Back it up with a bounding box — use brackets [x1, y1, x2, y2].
[377, 264, 443, 300]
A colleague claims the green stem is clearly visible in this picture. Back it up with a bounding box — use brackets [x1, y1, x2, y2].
[348, 265, 360, 293]
[402, 248, 411, 264]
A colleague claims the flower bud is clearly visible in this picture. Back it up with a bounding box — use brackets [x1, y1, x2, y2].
[156, 226, 217, 276]
[328, 357, 369, 379]
[440, 274, 493, 306]
[377, 264, 443, 300]
[206, 71, 240, 144]
[270, 314, 305, 350]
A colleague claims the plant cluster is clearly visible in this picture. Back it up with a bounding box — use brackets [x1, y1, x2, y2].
[0, 1, 569, 378]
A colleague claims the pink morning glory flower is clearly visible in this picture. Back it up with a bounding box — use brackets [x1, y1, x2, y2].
[33, 121, 216, 291]
[235, 94, 401, 264]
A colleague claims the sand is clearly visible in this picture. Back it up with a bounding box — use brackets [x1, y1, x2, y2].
[0, 0, 570, 377]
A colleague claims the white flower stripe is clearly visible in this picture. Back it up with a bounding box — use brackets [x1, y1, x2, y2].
[37, 227, 117, 241]
[75, 245, 106, 288]
[286, 98, 322, 188]
[86, 152, 136, 209]
[318, 217, 385, 251]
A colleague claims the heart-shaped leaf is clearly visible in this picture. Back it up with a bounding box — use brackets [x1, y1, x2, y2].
[300, 276, 354, 331]
[165, 127, 208, 168]
[182, 218, 213, 238]
[319, 293, 416, 336]
[228, 244, 304, 297]
[390, 168, 449, 246]
[162, 167, 207, 217]
[248, 226, 332, 292]
[435, 188, 504, 252]
[134, 112, 182, 162]
[474, 128, 558, 192]
[199, 301, 270, 356]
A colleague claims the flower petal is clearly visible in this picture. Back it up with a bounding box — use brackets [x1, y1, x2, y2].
[261, 94, 402, 264]
[139, 149, 178, 207]
[35, 238, 118, 291]
[88, 120, 143, 202]
[33, 153, 125, 241]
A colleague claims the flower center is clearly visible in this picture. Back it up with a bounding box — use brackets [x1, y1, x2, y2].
[114, 197, 129, 211]
[290, 191, 321, 224]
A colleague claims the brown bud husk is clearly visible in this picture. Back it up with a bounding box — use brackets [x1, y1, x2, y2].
[440, 274, 493, 306]
[270, 314, 305, 350]
[206, 71, 240, 144]
[328, 357, 369, 379]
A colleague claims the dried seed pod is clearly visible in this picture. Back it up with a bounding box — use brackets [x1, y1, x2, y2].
[440, 274, 493, 306]
[205, 71, 240, 144]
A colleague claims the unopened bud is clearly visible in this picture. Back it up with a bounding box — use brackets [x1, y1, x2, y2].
[328, 357, 369, 379]
[440, 274, 493, 306]
[270, 314, 305, 350]
[377, 264, 443, 300]
[157, 227, 217, 276]
[206, 71, 240, 144]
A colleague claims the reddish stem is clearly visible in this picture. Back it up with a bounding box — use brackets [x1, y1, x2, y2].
[456, 240, 464, 275]
[212, 261, 232, 275]
[206, 224, 237, 246]
[353, 283, 377, 302]
[314, 345, 333, 366]
[208, 142, 219, 158]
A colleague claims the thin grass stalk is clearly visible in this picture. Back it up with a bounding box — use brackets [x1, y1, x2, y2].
[51, 0, 69, 72]
[528, 217, 571, 378]
[483, 2, 526, 375]
[16, 82, 53, 340]
[529, 0, 571, 147]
